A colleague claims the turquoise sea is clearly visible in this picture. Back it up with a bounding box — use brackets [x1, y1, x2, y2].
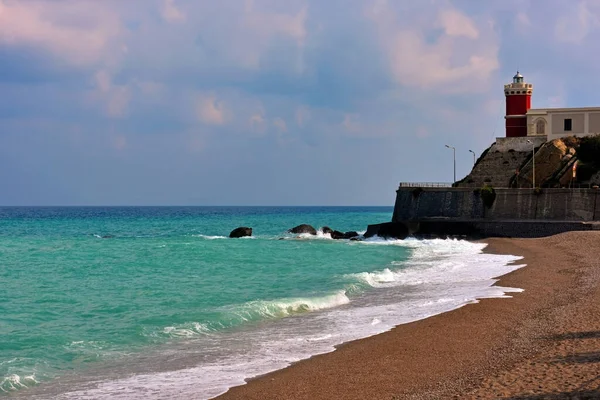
[0, 207, 524, 399]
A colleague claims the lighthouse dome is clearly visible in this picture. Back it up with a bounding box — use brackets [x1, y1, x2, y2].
[513, 71, 524, 83]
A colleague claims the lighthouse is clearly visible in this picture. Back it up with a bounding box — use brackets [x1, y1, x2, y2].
[504, 71, 533, 137]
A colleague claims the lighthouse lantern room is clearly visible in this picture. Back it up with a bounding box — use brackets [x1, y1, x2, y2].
[504, 71, 533, 137]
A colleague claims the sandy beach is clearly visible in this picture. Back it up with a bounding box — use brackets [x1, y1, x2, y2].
[216, 231, 600, 399]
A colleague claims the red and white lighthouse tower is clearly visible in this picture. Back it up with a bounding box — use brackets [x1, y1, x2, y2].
[504, 71, 533, 137]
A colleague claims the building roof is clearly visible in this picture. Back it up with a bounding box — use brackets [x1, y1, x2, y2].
[528, 106, 600, 114]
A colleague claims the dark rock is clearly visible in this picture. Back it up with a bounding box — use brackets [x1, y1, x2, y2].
[321, 226, 334, 235]
[350, 237, 362, 241]
[102, 235, 114, 239]
[229, 227, 252, 238]
[331, 230, 345, 240]
[326, 230, 361, 240]
[364, 224, 379, 238]
[288, 224, 317, 235]
[364, 222, 408, 240]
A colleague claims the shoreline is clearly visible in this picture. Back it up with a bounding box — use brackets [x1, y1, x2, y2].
[215, 232, 600, 399]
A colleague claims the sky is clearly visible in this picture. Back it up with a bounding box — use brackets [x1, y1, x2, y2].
[1, 0, 600, 206]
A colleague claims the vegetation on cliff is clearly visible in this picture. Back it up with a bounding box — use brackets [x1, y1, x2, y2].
[577, 135, 600, 167]
[473, 185, 496, 208]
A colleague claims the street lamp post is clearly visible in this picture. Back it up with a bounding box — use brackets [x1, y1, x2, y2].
[445, 144, 456, 185]
[526, 139, 535, 189]
[468, 149, 476, 166]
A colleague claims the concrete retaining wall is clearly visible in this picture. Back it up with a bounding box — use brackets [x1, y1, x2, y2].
[393, 188, 600, 222]
[410, 220, 600, 238]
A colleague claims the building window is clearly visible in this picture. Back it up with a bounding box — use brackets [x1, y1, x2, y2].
[564, 118, 572, 131]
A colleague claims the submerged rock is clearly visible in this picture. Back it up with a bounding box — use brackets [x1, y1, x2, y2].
[229, 227, 253, 238]
[288, 224, 317, 235]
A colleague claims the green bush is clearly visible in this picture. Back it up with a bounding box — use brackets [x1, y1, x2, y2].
[577, 135, 600, 167]
[480, 185, 496, 208]
[576, 162, 597, 182]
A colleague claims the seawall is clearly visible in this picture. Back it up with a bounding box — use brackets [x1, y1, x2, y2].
[393, 188, 600, 222]
[391, 187, 600, 238]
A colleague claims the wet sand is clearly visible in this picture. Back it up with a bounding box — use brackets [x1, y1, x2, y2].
[216, 231, 600, 399]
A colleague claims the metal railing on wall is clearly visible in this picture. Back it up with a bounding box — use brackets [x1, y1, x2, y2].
[398, 182, 600, 189]
[398, 182, 453, 188]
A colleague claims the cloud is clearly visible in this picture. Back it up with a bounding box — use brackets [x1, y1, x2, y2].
[367, 3, 499, 92]
[93, 70, 131, 118]
[0, 0, 122, 66]
[437, 9, 479, 39]
[244, 0, 307, 45]
[515, 11, 531, 29]
[295, 106, 310, 127]
[249, 112, 267, 134]
[272, 117, 287, 133]
[555, 0, 600, 44]
[342, 113, 360, 133]
[222, 0, 308, 69]
[162, 0, 186, 23]
[196, 94, 228, 125]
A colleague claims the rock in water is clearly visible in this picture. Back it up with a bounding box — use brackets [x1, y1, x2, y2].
[229, 227, 252, 238]
[329, 230, 360, 240]
[288, 224, 317, 235]
[321, 226, 334, 235]
[331, 230, 346, 240]
[364, 222, 408, 240]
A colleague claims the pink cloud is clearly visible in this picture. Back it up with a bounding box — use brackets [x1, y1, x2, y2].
[196, 94, 228, 125]
[0, 0, 122, 66]
[367, 3, 499, 93]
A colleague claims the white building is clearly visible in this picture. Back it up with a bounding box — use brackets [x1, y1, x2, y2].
[526, 107, 600, 140]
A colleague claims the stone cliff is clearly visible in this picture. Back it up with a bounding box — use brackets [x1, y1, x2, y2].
[456, 136, 600, 189]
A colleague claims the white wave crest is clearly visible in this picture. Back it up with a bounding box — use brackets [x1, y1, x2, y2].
[351, 268, 397, 287]
[0, 373, 38, 393]
[192, 234, 227, 240]
[291, 228, 365, 241]
[348, 238, 524, 290]
[232, 291, 350, 320]
[162, 322, 211, 338]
